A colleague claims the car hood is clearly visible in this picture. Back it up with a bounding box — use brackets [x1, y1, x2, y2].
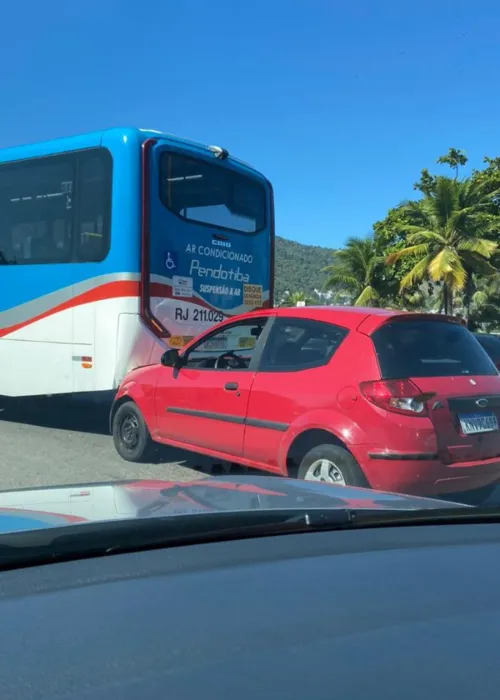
[0, 476, 467, 534]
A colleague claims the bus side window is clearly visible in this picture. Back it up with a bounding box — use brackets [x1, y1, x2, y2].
[0, 156, 74, 265]
[76, 150, 112, 263]
[0, 147, 112, 266]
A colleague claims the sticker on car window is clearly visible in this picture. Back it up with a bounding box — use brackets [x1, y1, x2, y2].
[202, 337, 228, 351]
[238, 336, 256, 349]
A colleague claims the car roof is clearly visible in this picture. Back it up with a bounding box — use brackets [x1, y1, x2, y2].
[237, 306, 459, 332]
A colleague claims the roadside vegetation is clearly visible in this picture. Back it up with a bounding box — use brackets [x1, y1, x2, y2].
[277, 149, 500, 331]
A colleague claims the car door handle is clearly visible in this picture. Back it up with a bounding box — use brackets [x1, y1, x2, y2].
[224, 382, 239, 391]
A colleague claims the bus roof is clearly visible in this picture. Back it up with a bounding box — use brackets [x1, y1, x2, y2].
[0, 127, 267, 181]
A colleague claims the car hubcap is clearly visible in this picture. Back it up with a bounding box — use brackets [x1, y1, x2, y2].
[304, 459, 346, 485]
[120, 414, 139, 450]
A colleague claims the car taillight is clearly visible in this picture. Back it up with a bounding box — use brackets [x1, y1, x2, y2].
[360, 379, 433, 417]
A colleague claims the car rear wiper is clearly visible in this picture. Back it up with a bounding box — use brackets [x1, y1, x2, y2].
[0, 505, 499, 571]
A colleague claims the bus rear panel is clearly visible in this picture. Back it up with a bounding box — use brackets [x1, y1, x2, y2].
[143, 136, 273, 349]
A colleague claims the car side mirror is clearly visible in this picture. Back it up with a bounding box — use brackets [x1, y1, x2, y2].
[161, 348, 183, 368]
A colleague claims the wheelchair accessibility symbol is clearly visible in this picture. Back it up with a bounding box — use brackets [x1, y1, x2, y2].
[164, 251, 178, 271]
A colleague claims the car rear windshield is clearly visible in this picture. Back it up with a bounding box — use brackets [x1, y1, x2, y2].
[372, 320, 497, 378]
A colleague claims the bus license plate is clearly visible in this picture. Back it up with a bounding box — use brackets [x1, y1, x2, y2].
[459, 412, 499, 435]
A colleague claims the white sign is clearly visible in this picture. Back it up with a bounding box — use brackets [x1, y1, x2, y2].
[172, 275, 193, 298]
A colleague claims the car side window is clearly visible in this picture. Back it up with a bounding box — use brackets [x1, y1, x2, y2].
[259, 318, 348, 372]
[183, 318, 268, 370]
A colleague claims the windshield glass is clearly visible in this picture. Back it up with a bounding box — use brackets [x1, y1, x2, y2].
[3, 4, 500, 552]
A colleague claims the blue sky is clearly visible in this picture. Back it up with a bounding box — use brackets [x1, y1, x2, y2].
[1, 0, 499, 248]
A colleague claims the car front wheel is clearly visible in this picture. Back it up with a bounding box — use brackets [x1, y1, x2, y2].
[297, 443, 367, 487]
[112, 401, 156, 463]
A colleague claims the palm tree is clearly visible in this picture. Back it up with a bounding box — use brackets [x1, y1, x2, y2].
[280, 290, 313, 307]
[387, 287, 438, 313]
[386, 176, 499, 315]
[323, 236, 381, 306]
[469, 261, 500, 321]
[467, 277, 500, 332]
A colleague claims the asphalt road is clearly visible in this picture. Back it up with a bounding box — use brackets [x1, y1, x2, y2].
[0, 397, 223, 491]
[1, 397, 500, 506]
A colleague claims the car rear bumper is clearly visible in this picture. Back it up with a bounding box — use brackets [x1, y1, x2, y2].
[352, 446, 500, 496]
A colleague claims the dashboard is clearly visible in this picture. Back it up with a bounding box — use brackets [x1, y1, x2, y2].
[1, 523, 499, 699]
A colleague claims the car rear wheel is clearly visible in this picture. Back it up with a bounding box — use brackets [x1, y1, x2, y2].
[112, 401, 156, 463]
[296, 444, 368, 487]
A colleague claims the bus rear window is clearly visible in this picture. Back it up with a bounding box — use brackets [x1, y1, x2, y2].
[159, 153, 266, 234]
[371, 321, 497, 378]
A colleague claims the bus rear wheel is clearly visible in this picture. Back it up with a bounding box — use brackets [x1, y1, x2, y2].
[112, 401, 156, 463]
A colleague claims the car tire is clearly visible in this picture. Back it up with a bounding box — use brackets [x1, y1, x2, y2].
[296, 443, 368, 487]
[112, 401, 156, 463]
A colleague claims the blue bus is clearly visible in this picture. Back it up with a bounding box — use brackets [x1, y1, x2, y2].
[0, 128, 274, 398]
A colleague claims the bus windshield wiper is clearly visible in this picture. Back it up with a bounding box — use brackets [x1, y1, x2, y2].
[0, 505, 499, 571]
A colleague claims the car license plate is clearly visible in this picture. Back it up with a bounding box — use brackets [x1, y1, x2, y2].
[459, 412, 499, 435]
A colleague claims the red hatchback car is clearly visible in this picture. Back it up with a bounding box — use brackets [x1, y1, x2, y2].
[111, 306, 500, 500]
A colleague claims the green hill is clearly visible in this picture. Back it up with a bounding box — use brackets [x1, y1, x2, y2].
[274, 235, 336, 302]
